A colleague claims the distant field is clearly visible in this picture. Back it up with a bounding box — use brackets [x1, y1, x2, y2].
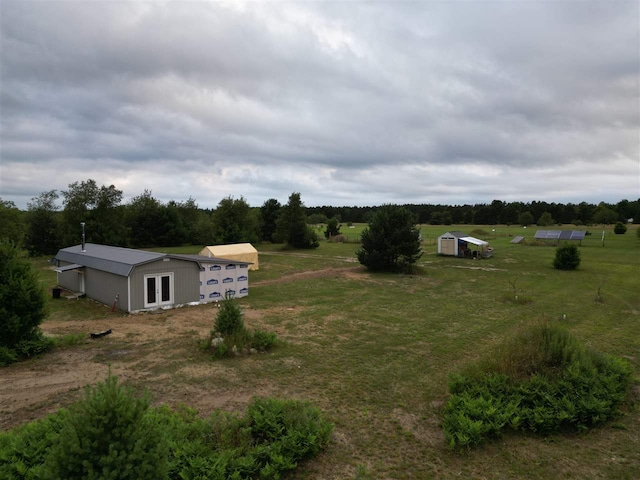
[8, 224, 640, 479]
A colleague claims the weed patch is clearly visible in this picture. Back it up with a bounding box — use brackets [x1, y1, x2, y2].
[443, 323, 633, 448]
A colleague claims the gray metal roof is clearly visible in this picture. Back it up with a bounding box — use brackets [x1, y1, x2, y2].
[55, 244, 252, 277]
[56, 244, 165, 277]
[440, 231, 467, 238]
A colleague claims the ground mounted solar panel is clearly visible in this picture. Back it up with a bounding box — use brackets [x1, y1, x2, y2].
[533, 230, 586, 243]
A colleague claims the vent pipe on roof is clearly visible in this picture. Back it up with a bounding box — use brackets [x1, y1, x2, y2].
[81, 222, 86, 252]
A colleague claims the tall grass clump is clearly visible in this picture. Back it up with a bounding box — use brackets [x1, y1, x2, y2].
[443, 323, 633, 449]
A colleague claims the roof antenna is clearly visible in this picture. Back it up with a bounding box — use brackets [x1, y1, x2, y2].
[81, 222, 86, 252]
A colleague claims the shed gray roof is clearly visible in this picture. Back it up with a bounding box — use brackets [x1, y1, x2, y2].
[55, 244, 252, 277]
[440, 231, 467, 238]
[56, 244, 166, 277]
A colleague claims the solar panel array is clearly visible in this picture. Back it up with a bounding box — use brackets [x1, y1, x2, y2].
[534, 230, 586, 241]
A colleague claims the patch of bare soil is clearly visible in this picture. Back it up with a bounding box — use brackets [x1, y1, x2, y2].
[252, 266, 364, 286]
[0, 304, 276, 430]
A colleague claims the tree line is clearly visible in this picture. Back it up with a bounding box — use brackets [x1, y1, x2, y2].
[307, 198, 639, 227]
[0, 180, 321, 255]
[0, 178, 637, 255]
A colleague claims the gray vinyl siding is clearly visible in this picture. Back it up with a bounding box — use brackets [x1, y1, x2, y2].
[84, 268, 128, 311]
[129, 258, 200, 311]
[56, 262, 81, 291]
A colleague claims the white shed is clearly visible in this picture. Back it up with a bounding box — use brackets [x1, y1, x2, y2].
[199, 243, 259, 270]
[438, 231, 493, 258]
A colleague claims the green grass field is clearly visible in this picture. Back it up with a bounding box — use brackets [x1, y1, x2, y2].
[24, 224, 640, 478]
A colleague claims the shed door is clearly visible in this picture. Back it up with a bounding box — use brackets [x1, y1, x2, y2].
[144, 273, 173, 308]
[441, 238, 455, 255]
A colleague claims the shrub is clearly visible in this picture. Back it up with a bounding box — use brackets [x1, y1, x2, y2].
[214, 295, 245, 336]
[0, 347, 17, 367]
[0, 409, 70, 480]
[208, 298, 278, 358]
[443, 323, 633, 448]
[251, 329, 278, 351]
[553, 243, 581, 270]
[0, 389, 333, 480]
[0, 241, 48, 359]
[613, 222, 627, 234]
[45, 373, 169, 480]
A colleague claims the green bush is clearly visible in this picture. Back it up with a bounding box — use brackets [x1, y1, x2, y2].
[0, 386, 333, 480]
[0, 409, 70, 480]
[251, 329, 278, 351]
[443, 324, 632, 448]
[45, 373, 169, 480]
[613, 222, 627, 234]
[0, 347, 17, 367]
[214, 295, 245, 336]
[553, 243, 581, 270]
[208, 298, 278, 358]
[0, 241, 48, 356]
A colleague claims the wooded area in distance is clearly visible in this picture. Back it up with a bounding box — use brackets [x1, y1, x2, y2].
[1, 178, 638, 255]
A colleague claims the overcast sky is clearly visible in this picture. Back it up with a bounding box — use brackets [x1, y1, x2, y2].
[1, 0, 638, 210]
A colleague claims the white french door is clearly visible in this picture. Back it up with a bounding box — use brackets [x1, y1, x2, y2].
[144, 273, 173, 308]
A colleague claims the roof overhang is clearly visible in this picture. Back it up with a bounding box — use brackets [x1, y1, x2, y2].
[459, 236, 489, 246]
[55, 263, 84, 273]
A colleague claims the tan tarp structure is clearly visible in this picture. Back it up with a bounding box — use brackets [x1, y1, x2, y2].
[199, 243, 259, 270]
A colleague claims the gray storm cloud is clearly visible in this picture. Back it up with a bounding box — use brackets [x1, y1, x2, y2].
[1, 1, 637, 209]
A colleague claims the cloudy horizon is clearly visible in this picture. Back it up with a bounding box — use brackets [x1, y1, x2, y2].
[1, 0, 638, 210]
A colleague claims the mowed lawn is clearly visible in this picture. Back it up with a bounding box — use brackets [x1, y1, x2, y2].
[25, 225, 640, 478]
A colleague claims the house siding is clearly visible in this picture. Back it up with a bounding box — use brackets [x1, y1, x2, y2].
[129, 258, 200, 311]
[85, 268, 129, 310]
[56, 262, 81, 291]
[56, 260, 129, 310]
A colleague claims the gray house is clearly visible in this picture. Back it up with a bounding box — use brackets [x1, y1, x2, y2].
[54, 243, 251, 312]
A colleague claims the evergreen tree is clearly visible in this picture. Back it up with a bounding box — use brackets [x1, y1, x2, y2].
[45, 373, 169, 480]
[0, 241, 47, 350]
[553, 243, 581, 270]
[259, 198, 281, 242]
[356, 205, 422, 272]
[324, 217, 342, 239]
[276, 193, 319, 249]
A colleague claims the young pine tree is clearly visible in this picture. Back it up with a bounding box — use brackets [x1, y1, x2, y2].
[45, 374, 169, 480]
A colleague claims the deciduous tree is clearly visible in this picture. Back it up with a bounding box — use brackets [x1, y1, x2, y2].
[25, 190, 61, 255]
[212, 196, 259, 244]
